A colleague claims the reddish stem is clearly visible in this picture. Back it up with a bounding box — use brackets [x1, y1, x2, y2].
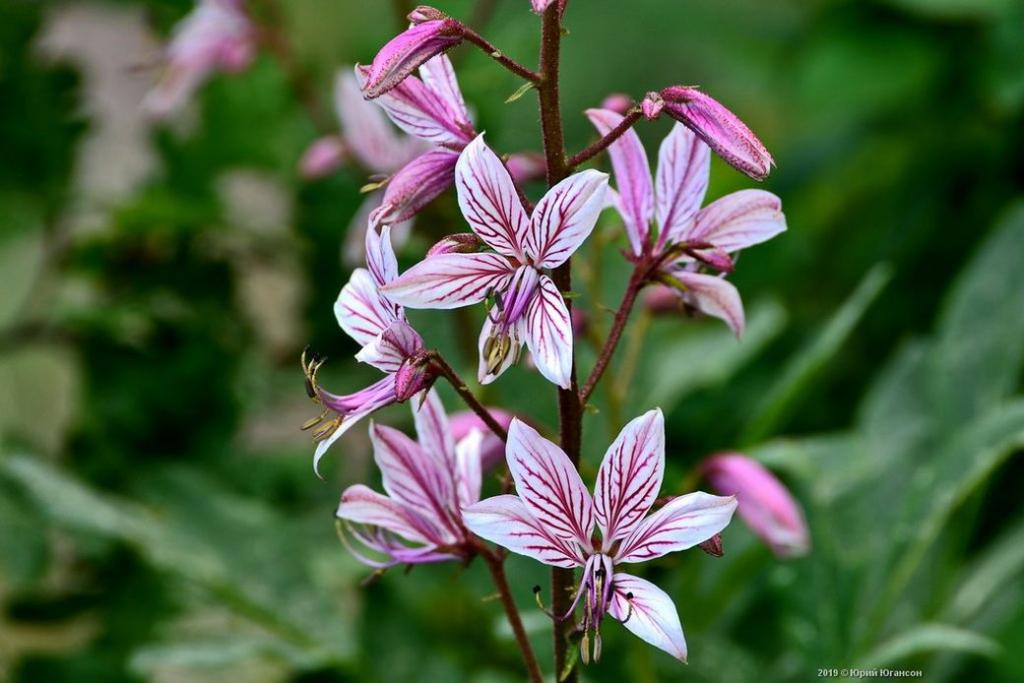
[567, 110, 643, 168]
[428, 352, 509, 442]
[463, 29, 542, 83]
[480, 546, 545, 683]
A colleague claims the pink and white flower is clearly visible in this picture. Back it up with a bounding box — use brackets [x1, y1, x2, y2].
[700, 453, 810, 557]
[449, 407, 515, 470]
[144, 0, 256, 118]
[335, 389, 485, 567]
[587, 108, 787, 337]
[303, 226, 427, 475]
[464, 410, 737, 662]
[381, 135, 608, 389]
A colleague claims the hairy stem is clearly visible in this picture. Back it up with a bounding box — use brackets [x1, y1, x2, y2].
[535, 4, 580, 681]
[463, 29, 542, 83]
[428, 352, 509, 441]
[480, 548, 545, 683]
[567, 110, 643, 168]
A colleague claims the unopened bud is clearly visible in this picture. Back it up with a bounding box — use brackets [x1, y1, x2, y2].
[427, 232, 486, 257]
[394, 355, 435, 402]
[641, 91, 664, 120]
[408, 5, 448, 23]
[600, 93, 633, 115]
[699, 533, 724, 557]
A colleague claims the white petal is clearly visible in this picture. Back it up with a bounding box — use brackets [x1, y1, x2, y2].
[506, 419, 595, 548]
[413, 387, 456, 474]
[463, 495, 585, 568]
[674, 271, 745, 338]
[616, 492, 737, 563]
[655, 123, 711, 249]
[594, 409, 665, 547]
[336, 484, 443, 545]
[355, 320, 423, 372]
[454, 429, 484, 508]
[526, 169, 609, 268]
[690, 189, 786, 252]
[523, 275, 573, 389]
[366, 224, 399, 288]
[382, 252, 515, 309]
[455, 134, 531, 260]
[585, 108, 652, 257]
[334, 269, 400, 347]
[336, 70, 421, 174]
[609, 573, 688, 662]
[355, 64, 471, 147]
[418, 54, 471, 127]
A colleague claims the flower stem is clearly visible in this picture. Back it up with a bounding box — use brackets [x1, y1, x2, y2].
[567, 110, 643, 168]
[463, 29, 542, 83]
[428, 352, 508, 441]
[535, 3, 580, 680]
[480, 548, 545, 683]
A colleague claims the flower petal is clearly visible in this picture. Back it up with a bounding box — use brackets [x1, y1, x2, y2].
[594, 409, 665, 547]
[313, 376, 398, 475]
[334, 269, 399, 347]
[526, 169, 609, 268]
[673, 271, 745, 338]
[609, 573, 688, 662]
[413, 387, 456, 473]
[418, 54, 471, 128]
[454, 429, 484, 508]
[356, 320, 423, 373]
[366, 224, 399, 288]
[523, 274, 573, 389]
[455, 134, 531, 260]
[343, 195, 414, 266]
[506, 419, 595, 547]
[382, 252, 515, 309]
[477, 304, 527, 385]
[615, 491, 737, 563]
[371, 422, 457, 539]
[370, 149, 459, 227]
[655, 123, 711, 250]
[362, 20, 464, 99]
[585, 108, 652, 257]
[690, 189, 786, 253]
[355, 65, 472, 147]
[336, 70, 420, 174]
[463, 494, 585, 567]
[336, 484, 443, 545]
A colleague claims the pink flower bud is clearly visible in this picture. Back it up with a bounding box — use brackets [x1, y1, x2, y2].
[298, 136, 347, 179]
[601, 93, 633, 115]
[644, 285, 684, 314]
[394, 356, 435, 402]
[701, 453, 809, 557]
[426, 233, 486, 257]
[571, 307, 588, 336]
[659, 86, 774, 180]
[641, 91, 664, 120]
[408, 5, 449, 23]
[450, 408, 514, 470]
[531, 0, 556, 12]
[369, 149, 459, 227]
[363, 20, 465, 99]
[505, 152, 546, 184]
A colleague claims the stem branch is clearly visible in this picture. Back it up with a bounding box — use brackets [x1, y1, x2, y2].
[480, 547, 544, 683]
[463, 29, 542, 83]
[428, 352, 508, 442]
[567, 110, 642, 168]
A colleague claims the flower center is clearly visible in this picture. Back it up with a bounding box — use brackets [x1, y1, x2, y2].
[578, 553, 615, 664]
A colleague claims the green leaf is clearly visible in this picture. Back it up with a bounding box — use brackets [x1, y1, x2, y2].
[743, 264, 891, 443]
[859, 624, 1000, 669]
[505, 82, 535, 104]
[883, 0, 1016, 21]
[944, 513, 1024, 624]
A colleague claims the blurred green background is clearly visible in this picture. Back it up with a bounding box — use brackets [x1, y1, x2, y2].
[2, 0, 1023, 680]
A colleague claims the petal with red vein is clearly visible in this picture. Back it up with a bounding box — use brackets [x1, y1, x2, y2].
[382, 252, 515, 309]
[526, 169, 609, 268]
[455, 135, 531, 260]
[334, 269, 399, 347]
[609, 573, 688, 661]
[615, 491, 737, 563]
[655, 123, 710, 249]
[523, 275, 573, 389]
[463, 494, 585, 567]
[690, 189, 786, 253]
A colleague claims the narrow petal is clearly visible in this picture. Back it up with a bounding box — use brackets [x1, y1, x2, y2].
[506, 419, 595, 547]
[477, 305, 527, 385]
[449, 408, 515, 471]
[455, 134, 531, 260]
[690, 189, 786, 253]
[526, 169, 609, 268]
[336, 70, 419, 174]
[334, 269, 399, 347]
[672, 271, 745, 338]
[523, 275, 573, 389]
[585, 108, 652, 257]
[344, 194, 412, 267]
[655, 123, 711, 249]
[454, 429, 483, 508]
[371, 422, 458, 539]
[313, 376, 398, 475]
[616, 491, 737, 563]
[413, 388, 456, 473]
[370, 149, 459, 227]
[463, 495, 585, 567]
[609, 574, 688, 662]
[355, 65, 472, 147]
[594, 409, 665, 547]
[366, 224, 399, 288]
[355, 320, 423, 373]
[298, 135, 347, 179]
[362, 20, 464, 99]
[382, 252, 515, 309]
[419, 54, 471, 127]
[660, 86, 773, 180]
[336, 484, 442, 545]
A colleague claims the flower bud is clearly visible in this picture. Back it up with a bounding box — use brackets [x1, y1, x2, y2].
[701, 453, 809, 557]
[450, 408, 514, 470]
[426, 233, 486, 257]
[369, 149, 459, 227]
[531, 0, 556, 12]
[394, 355, 436, 402]
[363, 20, 465, 99]
[659, 86, 773, 180]
[505, 152, 546, 184]
[640, 91, 664, 120]
[408, 5, 449, 23]
[600, 93, 633, 115]
[643, 285, 684, 315]
[298, 136, 347, 179]
[698, 533, 724, 557]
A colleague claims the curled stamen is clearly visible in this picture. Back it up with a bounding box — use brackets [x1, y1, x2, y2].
[620, 591, 635, 624]
[532, 585, 556, 619]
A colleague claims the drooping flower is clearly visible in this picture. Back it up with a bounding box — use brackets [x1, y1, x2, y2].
[303, 226, 428, 474]
[700, 453, 810, 557]
[362, 19, 465, 99]
[587, 108, 787, 336]
[642, 87, 774, 180]
[335, 389, 485, 567]
[464, 410, 737, 662]
[381, 135, 608, 388]
[144, 0, 256, 118]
